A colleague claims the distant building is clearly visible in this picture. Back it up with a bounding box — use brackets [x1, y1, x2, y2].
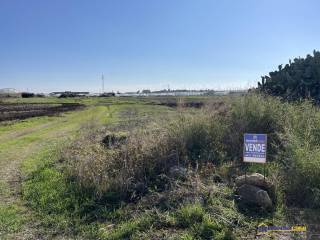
[0, 88, 21, 97]
[99, 92, 115, 97]
[228, 90, 248, 96]
[214, 91, 230, 96]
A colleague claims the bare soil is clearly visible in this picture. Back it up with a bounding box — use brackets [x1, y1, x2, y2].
[0, 103, 85, 121]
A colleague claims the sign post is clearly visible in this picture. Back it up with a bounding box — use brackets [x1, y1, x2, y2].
[243, 133, 267, 180]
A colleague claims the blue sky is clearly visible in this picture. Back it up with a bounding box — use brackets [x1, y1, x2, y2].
[0, 0, 319, 93]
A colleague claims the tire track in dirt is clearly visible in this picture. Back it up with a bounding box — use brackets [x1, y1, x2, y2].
[0, 106, 110, 239]
[0, 121, 59, 144]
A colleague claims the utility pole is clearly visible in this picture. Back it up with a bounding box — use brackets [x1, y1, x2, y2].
[101, 74, 105, 93]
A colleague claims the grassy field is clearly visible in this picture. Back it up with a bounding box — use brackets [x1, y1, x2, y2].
[1, 95, 319, 239]
[0, 105, 107, 238]
[0, 97, 176, 239]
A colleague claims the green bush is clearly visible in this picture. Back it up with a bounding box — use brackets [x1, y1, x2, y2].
[257, 50, 320, 103]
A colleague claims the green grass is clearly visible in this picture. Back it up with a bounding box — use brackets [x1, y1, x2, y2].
[176, 203, 205, 228]
[0, 106, 110, 152]
[23, 167, 76, 232]
[0, 204, 26, 236]
[0, 116, 54, 135]
[99, 214, 155, 240]
[0, 181, 10, 197]
[96, 200, 237, 240]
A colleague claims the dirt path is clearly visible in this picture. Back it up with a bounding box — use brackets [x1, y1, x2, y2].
[0, 121, 59, 143]
[0, 106, 109, 239]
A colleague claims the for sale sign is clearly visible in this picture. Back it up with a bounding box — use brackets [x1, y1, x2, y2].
[243, 134, 267, 163]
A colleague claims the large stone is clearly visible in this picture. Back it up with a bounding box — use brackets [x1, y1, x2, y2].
[236, 184, 273, 209]
[235, 173, 271, 190]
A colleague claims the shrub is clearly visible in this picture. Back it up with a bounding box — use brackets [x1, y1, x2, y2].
[166, 112, 227, 166]
[63, 124, 175, 200]
[257, 50, 320, 103]
[21, 92, 35, 98]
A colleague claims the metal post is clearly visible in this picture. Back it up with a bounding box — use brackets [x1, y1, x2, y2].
[245, 164, 247, 183]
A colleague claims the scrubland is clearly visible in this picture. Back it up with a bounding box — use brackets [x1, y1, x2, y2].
[1, 95, 320, 239]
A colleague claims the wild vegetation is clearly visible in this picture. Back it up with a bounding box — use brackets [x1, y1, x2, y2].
[0, 92, 319, 239]
[258, 50, 320, 103]
[0, 94, 310, 239]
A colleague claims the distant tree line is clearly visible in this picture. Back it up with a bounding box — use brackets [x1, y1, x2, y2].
[258, 50, 320, 103]
[21, 92, 45, 98]
[21, 92, 35, 98]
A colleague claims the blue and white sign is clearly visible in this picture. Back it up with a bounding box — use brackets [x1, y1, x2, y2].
[243, 134, 267, 163]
